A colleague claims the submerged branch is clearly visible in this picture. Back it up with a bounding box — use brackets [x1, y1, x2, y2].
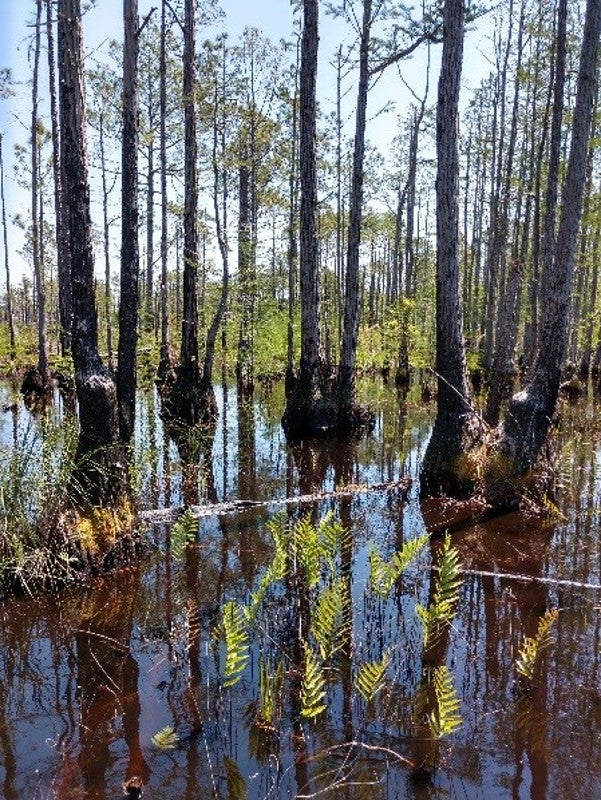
[138, 478, 412, 525]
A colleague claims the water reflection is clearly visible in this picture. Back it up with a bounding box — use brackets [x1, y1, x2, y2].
[1, 382, 601, 797]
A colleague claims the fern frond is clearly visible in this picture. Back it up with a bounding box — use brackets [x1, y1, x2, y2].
[170, 509, 198, 558]
[370, 533, 429, 597]
[516, 608, 559, 682]
[224, 755, 247, 800]
[257, 657, 285, 726]
[300, 644, 327, 718]
[355, 651, 391, 702]
[151, 724, 180, 750]
[311, 577, 351, 660]
[317, 511, 348, 572]
[247, 516, 289, 619]
[418, 536, 463, 650]
[222, 601, 250, 687]
[294, 515, 322, 587]
[428, 666, 462, 739]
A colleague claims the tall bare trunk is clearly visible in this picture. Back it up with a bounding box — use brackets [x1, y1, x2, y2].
[0, 134, 15, 359]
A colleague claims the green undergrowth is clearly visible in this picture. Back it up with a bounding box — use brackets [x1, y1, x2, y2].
[207, 512, 464, 774]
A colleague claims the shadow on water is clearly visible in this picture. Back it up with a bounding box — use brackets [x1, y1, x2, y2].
[2, 380, 601, 797]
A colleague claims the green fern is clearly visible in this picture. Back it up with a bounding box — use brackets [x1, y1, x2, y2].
[224, 755, 247, 800]
[222, 601, 250, 687]
[294, 515, 323, 587]
[355, 651, 391, 702]
[300, 643, 327, 718]
[370, 533, 429, 597]
[428, 666, 462, 739]
[516, 608, 559, 683]
[416, 535, 463, 650]
[316, 511, 348, 573]
[257, 657, 285, 727]
[151, 724, 180, 750]
[170, 509, 198, 558]
[311, 577, 351, 660]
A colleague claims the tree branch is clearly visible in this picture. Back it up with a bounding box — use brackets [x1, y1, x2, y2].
[369, 31, 442, 77]
[137, 6, 157, 38]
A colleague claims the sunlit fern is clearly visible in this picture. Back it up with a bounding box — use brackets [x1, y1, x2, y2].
[369, 532, 430, 597]
[516, 608, 559, 684]
[293, 511, 349, 587]
[355, 651, 391, 702]
[151, 724, 180, 750]
[311, 577, 351, 660]
[300, 643, 327, 718]
[247, 515, 288, 619]
[170, 509, 198, 558]
[428, 665, 462, 739]
[257, 657, 285, 727]
[221, 601, 250, 687]
[415, 535, 463, 651]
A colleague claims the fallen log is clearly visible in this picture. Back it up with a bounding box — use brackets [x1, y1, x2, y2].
[138, 478, 412, 526]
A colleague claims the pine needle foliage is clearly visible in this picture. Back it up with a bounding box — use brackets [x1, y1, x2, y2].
[369, 532, 429, 597]
[516, 608, 559, 684]
[151, 724, 180, 750]
[355, 651, 391, 702]
[429, 665, 462, 739]
[221, 600, 250, 687]
[300, 643, 327, 718]
[310, 577, 351, 660]
[416, 535, 463, 651]
[169, 509, 198, 558]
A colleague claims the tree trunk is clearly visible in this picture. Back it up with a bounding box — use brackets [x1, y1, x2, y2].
[282, 0, 330, 437]
[420, 0, 480, 498]
[58, 0, 125, 506]
[98, 112, 114, 371]
[488, 0, 601, 505]
[0, 134, 15, 360]
[157, 0, 174, 385]
[335, 0, 374, 432]
[117, 0, 140, 445]
[46, 0, 71, 357]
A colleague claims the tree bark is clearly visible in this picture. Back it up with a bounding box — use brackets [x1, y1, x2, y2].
[0, 134, 15, 359]
[117, 0, 140, 445]
[420, 0, 480, 497]
[58, 0, 125, 506]
[488, 0, 601, 504]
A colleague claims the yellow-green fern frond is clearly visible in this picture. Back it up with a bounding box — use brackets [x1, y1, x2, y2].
[300, 644, 327, 718]
[222, 601, 250, 687]
[257, 657, 285, 727]
[416, 536, 463, 650]
[151, 724, 180, 750]
[516, 608, 559, 683]
[370, 533, 429, 597]
[311, 577, 351, 660]
[170, 509, 198, 558]
[355, 651, 391, 702]
[428, 666, 461, 739]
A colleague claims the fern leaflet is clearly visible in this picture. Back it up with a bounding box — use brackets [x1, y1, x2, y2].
[370, 533, 429, 597]
[417, 535, 463, 650]
[516, 608, 559, 683]
[222, 601, 250, 687]
[355, 651, 391, 702]
[300, 644, 327, 718]
[428, 665, 462, 739]
[151, 724, 180, 750]
[170, 509, 198, 558]
[311, 577, 351, 660]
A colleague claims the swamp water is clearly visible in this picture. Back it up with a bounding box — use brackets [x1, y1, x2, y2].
[1, 378, 601, 799]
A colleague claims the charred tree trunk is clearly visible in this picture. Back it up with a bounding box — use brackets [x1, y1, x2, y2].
[59, 0, 125, 506]
[46, 0, 71, 357]
[488, 0, 601, 506]
[282, 0, 330, 437]
[157, 0, 174, 385]
[335, 0, 374, 432]
[117, 0, 141, 445]
[420, 0, 479, 498]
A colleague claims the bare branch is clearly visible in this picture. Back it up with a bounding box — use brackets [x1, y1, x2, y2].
[369, 30, 442, 77]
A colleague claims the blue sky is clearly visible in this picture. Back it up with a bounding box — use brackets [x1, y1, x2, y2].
[0, 0, 493, 284]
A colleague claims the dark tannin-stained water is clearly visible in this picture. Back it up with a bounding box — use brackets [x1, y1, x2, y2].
[1, 378, 601, 799]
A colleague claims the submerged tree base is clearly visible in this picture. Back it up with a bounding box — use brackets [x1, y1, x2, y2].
[282, 385, 375, 440]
